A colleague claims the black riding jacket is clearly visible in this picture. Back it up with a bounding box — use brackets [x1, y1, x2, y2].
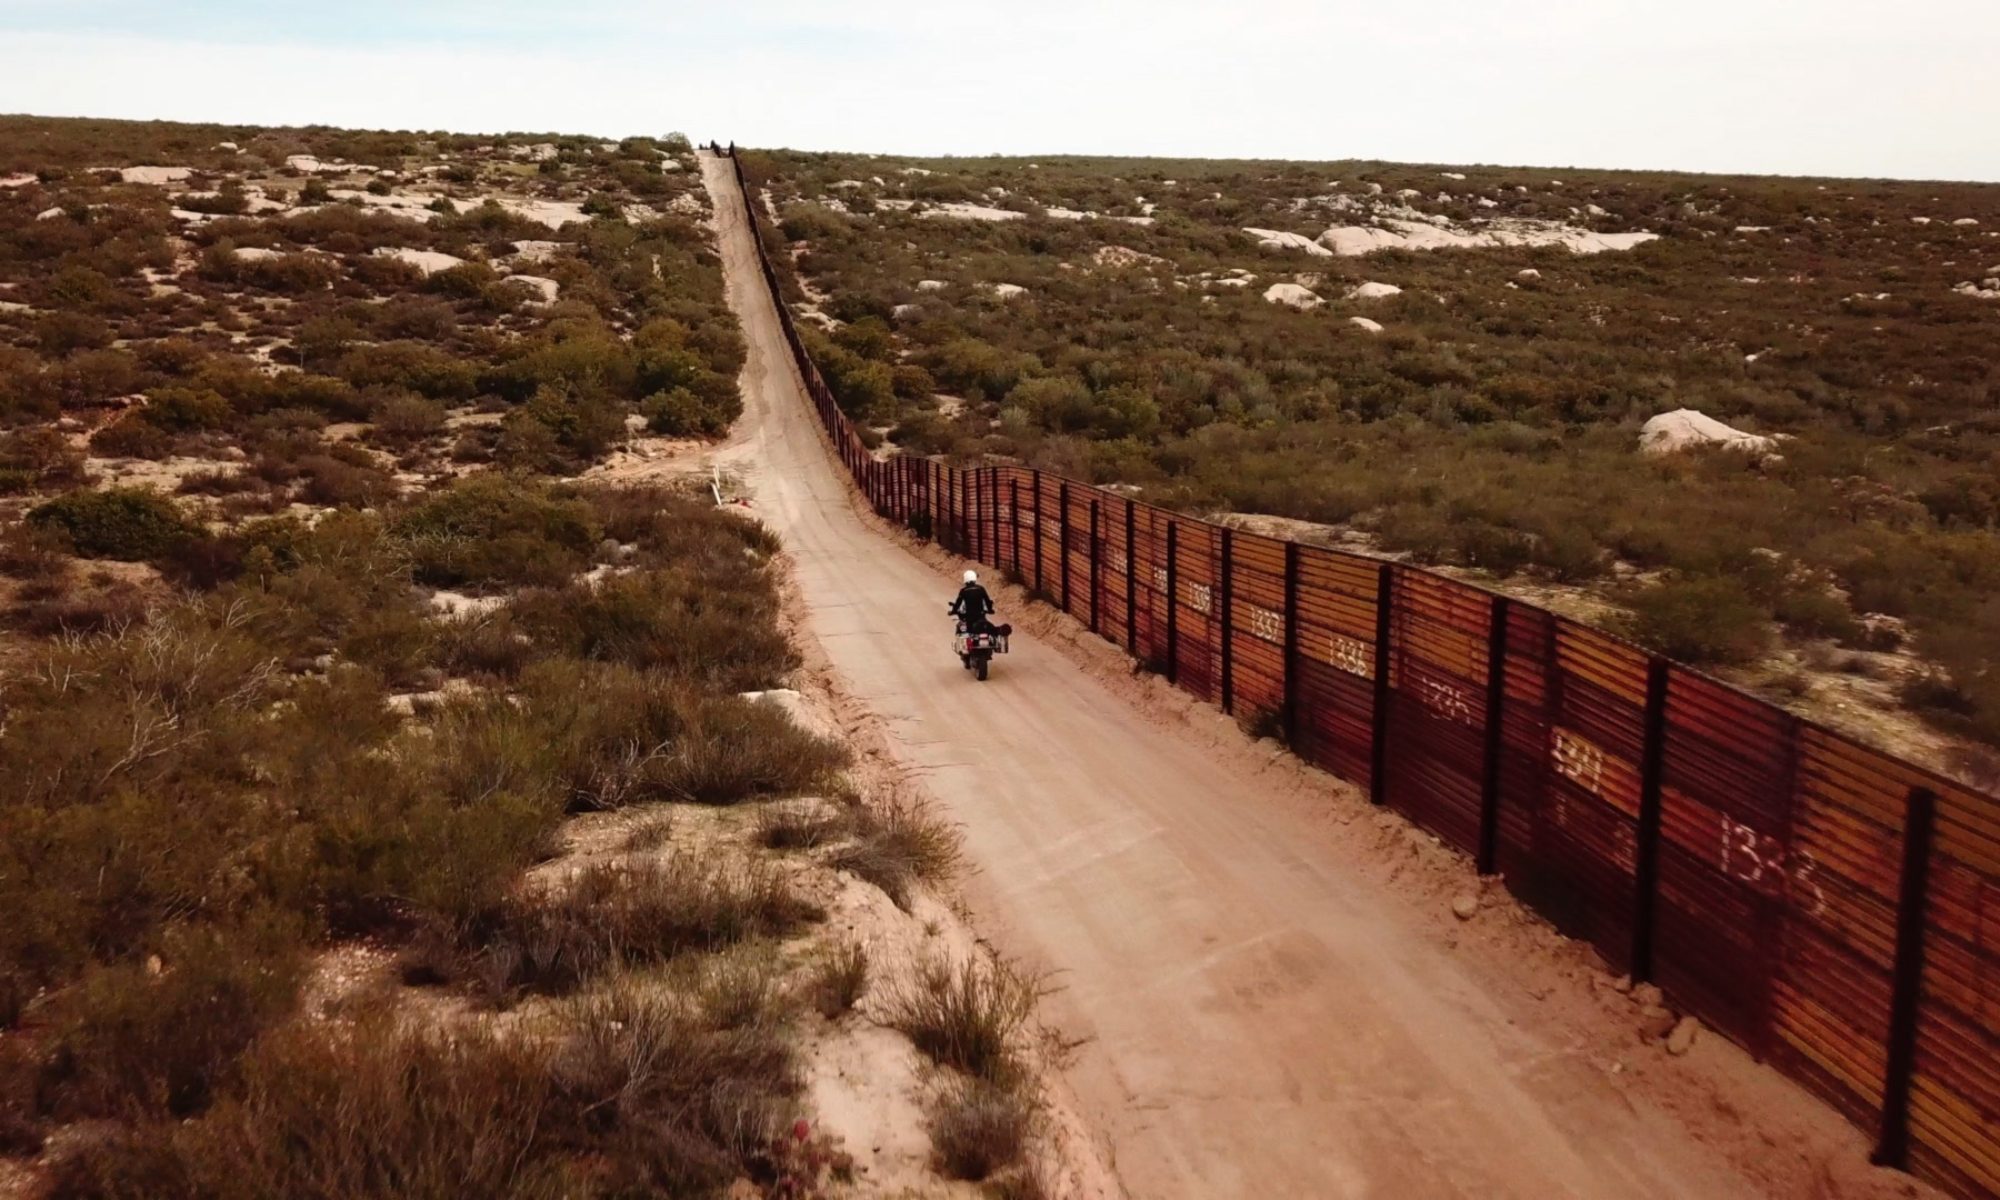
[950, 582, 996, 630]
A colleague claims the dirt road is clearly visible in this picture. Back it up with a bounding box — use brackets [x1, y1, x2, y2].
[699, 154, 1797, 1200]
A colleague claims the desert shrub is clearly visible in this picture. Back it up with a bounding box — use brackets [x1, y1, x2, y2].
[36, 311, 115, 356]
[84, 413, 173, 459]
[27, 487, 197, 560]
[0, 426, 87, 494]
[292, 315, 362, 367]
[335, 340, 480, 400]
[46, 986, 803, 1200]
[390, 474, 602, 589]
[496, 385, 626, 473]
[509, 566, 799, 689]
[829, 798, 963, 909]
[497, 662, 845, 810]
[758, 804, 852, 852]
[928, 1077, 1038, 1181]
[292, 452, 397, 508]
[1623, 575, 1772, 665]
[642, 384, 735, 437]
[144, 386, 233, 433]
[465, 858, 819, 998]
[35, 917, 304, 1121]
[885, 956, 1042, 1086]
[1774, 586, 1868, 644]
[426, 261, 500, 299]
[811, 942, 870, 1018]
[370, 392, 447, 443]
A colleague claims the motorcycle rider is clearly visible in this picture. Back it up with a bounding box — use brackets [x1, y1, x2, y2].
[949, 569, 996, 635]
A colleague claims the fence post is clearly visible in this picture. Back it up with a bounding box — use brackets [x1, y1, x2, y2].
[1009, 480, 1020, 576]
[1032, 471, 1045, 599]
[1630, 657, 1673, 983]
[1283, 542, 1301, 746]
[1874, 785, 1940, 1170]
[1368, 564, 1395, 807]
[1059, 482, 1072, 615]
[1219, 529, 1235, 716]
[1476, 597, 1512, 876]
[1089, 500, 1101, 633]
[1124, 502, 1137, 655]
[989, 472, 1000, 566]
[1165, 522, 1180, 684]
[960, 471, 971, 555]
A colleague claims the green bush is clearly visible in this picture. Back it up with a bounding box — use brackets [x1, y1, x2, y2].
[642, 385, 734, 437]
[1623, 575, 1772, 665]
[0, 427, 87, 494]
[28, 487, 197, 560]
[390, 474, 602, 589]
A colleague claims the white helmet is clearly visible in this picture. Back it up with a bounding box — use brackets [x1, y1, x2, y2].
[963, 570, 978, 584]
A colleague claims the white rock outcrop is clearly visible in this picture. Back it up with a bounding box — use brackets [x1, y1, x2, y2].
[1320, 218, 1657, 257]
[1347, 281, 1402, 300]
[374, 247, 466, 276]
[1348, 316, 1385, 333]
[1243, 228, 1334, 257]
[1263, 282, 1324, 309]
[1639, 409, 1778, 456]
[119, 166, 192, 185]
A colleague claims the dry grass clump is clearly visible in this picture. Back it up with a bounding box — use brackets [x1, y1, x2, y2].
[45, 975, 805, 1200]
[809, 941, 871, 1018]
[458, 858, 821, 1000]
[928, 1076, 1041, 1182]
[829, 797, 964, 909]
[758, 803, 853, 851]
[885, 956, 1043, 1087]
[886, 954, 1050, 1183]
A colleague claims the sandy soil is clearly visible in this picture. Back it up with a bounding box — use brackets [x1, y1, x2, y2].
[700, 151, 1938, 1200]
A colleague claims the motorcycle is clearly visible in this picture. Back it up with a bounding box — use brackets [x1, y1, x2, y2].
[950, 616, 1011, 681]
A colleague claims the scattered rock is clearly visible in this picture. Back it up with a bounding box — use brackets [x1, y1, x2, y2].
[988, 282, 1027, 299]
[118, 165, 193, 185]
[1348, 316, 1385, 333]
[1440, 171, 1467, 181]
[1952, 218, 1979, 227]
[1243, 227, 1334, 257]
[1638, 1007, 1678, 1041]
[504, 274, 561, 304]
[1451, 894, 1480, 921]
[1638, 408, 1779, 456]
[1666, 1016, 1700, 1056]
[1631, 982, 1664, 1008]
[1517, 268, 1541, 279]
[1262, 282, 1324, 310]
[1092, 244, 1166, 269]
[915, 279, 947, 292]
[374, 247, 466, 276]
[1346, 281, 1402, 300]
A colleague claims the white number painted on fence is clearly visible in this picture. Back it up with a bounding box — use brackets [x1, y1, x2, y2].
[1552, 729, 1605, 794]
[1110, 551, 1128, 574]
[1187, 583, 1212, 615]
[1249, 606, 1283, 641]
[1718, 816, 1828, 917]
[1329, 634, 1373, 677]
[1152, 567, 1169, 594]
[1415, 676, 1474, 725]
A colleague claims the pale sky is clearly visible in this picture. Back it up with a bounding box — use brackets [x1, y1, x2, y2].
[2, 0, 1996, 180]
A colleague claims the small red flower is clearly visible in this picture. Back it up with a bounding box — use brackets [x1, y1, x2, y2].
[792, 1118, 812, 1142]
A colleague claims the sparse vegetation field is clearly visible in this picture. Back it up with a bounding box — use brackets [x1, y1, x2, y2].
[745, 149, 2000, 779]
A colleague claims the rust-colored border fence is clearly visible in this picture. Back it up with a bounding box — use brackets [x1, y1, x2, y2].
[714, 145, 1999, 1195]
